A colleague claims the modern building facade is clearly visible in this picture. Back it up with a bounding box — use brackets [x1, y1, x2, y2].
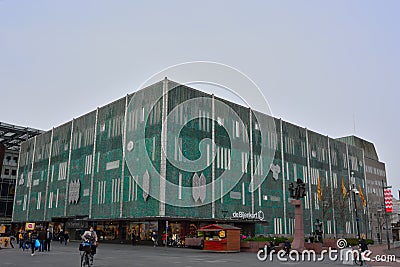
[338, 136, 389, 243]
[12, 79, 383, 242]
[0, 122, 43, 227]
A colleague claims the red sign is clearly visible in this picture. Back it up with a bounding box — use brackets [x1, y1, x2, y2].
[384, 189, 393, 213]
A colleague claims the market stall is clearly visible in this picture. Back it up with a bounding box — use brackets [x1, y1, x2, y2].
[0, 237, 11, 248]
[198, 224, 241, 252]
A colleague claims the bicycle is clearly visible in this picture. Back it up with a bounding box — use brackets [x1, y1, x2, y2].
[79, 241, 93, 267]
[353, 248, 366, 266]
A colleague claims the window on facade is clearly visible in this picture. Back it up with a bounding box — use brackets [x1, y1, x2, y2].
[4, 168, 10, 175]
[11, 169, 17, 176]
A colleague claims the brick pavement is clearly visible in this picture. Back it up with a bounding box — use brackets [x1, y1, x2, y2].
[367, 244, 400, 267]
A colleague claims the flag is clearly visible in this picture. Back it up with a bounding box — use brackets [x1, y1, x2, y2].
[358, 185, 366, 206]
[384, 188, 393, 213]
[317, 176, 322, 201]
[342, 179, 347, 198]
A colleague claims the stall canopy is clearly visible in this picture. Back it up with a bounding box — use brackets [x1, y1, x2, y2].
[198, 224, 241, 252]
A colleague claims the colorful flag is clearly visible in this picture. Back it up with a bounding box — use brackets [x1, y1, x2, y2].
[317, 176, 322, 201]
[358, 185, 366, 206]
[384, 188, 393, 213]
[342, 179, 347, 198]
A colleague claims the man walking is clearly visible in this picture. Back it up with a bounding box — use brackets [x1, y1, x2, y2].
[45, 229, 52, 251]
[38, 228, 46, 252]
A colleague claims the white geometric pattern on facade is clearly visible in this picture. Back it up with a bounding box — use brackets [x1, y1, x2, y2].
[19, 174, 24, 186]
[192, 173, 200, 202]
[142, 170, 150, 201]
[270, 163, 281, 180]
[127, 140, 134, 152]
[199, 173, 206, 203]
[192, 173, 206, 203]
[68, 180, 81, 204]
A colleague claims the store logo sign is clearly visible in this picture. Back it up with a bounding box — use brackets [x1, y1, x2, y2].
[232, 210, 264, 221]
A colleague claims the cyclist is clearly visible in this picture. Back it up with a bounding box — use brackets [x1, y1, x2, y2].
[81, 226, 98, 264]
[359, 234, 369, 266]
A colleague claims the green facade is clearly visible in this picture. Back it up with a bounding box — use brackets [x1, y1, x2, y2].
[13, 79, 369, 237]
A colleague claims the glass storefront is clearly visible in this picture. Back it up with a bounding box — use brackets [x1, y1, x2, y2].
[126, 221, 158, 241]
[96, 221, 119, 241]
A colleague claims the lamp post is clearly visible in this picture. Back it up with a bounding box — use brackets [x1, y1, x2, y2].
[377, 208, 383, 244]
[351, 172, 361, 240]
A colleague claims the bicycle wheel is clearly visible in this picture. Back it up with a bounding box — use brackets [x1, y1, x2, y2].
[85, 252, 90, 266]
[354, 256, 363, 266]
[81, 252, 86, 267]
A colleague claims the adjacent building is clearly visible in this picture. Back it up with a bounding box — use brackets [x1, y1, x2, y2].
[338, 136, 388, 242]
[0, 122, 43, 228]
[12, 79, 386, 242]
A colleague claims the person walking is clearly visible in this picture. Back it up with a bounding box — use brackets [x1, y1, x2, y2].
[9, 234, 15, 248]
[131, 230, 136, 246]
[152, 231, 158, 247]
[38, 228, 46, 252]
[45, 229, 52, 251]
[64, 231, 69, 245]
[59, 230, 64, 244]
[359, 234, 369, 266]
[30, 230, 38, 256]
[22, 231, 29, 251]
[18, 231, 24, 250]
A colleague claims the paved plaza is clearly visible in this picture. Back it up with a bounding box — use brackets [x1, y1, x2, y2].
[0, 241, 334, 267]
[1, 241, 399, 267]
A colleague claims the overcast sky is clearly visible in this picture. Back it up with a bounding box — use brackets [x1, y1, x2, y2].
[1, 1, 399, 195]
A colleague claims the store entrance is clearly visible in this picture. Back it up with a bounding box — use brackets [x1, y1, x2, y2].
[126, 221, 158, 244]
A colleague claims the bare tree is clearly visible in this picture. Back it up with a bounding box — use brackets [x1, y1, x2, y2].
[332, 189, 351, 238]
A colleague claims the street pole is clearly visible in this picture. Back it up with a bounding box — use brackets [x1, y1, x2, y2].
[165, 220, 168, 248]
[351, 173, 361, 240]
[382, 180, 390, 251]
[385, 212, 390, 251]
[352, 185, 361, 240]
[377, 209, 382, 244]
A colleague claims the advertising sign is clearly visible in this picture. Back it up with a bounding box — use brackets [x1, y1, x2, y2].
[25, 222, 35, 231]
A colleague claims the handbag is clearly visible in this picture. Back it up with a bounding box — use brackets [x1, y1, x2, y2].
[35, 239, 40, 249]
